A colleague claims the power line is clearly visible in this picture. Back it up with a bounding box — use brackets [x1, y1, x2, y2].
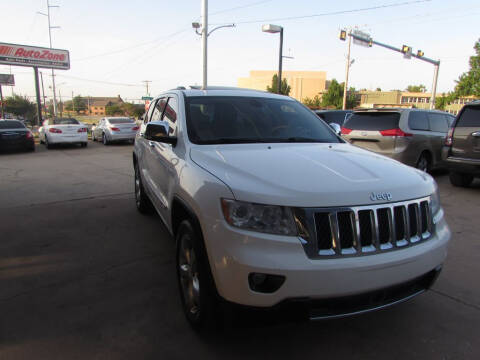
[55, 74, 143, 87]
[73, 28, 190, 62]
[209, 0, 273, 16]
[216, 0, 431, 25]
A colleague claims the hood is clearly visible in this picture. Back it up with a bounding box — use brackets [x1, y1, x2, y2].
[190, 143, 435, 207]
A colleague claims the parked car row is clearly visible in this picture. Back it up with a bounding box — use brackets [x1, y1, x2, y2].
[314, 106, 480, 187]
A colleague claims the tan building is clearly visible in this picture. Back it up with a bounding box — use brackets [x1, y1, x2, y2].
[358, 91, 478, 114]
[87, 96, 124, 115]
[238, 70, 328, 102]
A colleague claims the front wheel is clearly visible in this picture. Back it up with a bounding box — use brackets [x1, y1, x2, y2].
[134, 163, 153, 214]
[45, 136, 52, 149]
[449, 172, 474, 187]
[176, 220, 220, 331]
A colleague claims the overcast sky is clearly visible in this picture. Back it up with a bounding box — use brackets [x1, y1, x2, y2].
[1, 0, 479, 102]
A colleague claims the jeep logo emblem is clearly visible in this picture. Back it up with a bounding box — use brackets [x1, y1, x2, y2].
[370, 192, 392, 201]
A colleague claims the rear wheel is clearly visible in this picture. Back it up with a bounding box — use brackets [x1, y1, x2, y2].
[45, 136, 52, 149]
[416, 152, 431, 173]
[102, 133, 109, 146]
[134, 162, 153, 214]
[449, 172, 474, 187]
[176, 220, 220, 331]
[81, 142, 88, 148]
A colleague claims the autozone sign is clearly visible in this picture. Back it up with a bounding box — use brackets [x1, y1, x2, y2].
[0, 42, 70, 70]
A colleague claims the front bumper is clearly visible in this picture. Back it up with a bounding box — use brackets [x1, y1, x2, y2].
[205, 210, 450, 308]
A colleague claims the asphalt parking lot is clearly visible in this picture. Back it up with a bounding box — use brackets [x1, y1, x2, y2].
[1, 141, 479, 359]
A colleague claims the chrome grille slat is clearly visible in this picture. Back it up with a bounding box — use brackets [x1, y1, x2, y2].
[296, 197, 433, 259]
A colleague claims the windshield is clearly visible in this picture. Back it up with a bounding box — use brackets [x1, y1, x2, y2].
[0, 120, 25, 129]
[344, 112, 400, 131]
[108, 118, 135, 124]
[186, 96, 341, 145]
[52, 118, 80, 125]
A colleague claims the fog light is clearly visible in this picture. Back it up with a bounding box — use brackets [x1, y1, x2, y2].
[248, 273, 285, 293]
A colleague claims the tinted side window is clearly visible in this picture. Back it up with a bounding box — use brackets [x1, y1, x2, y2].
[408, 111, 429, 131]
[144, 100, 157, 124]
[344, 112, 400, 130]
[151, 98, 167, 122]
[427, 113, 448, 132]
[456, 106, 480, 127]
[162, 97, 178, 135]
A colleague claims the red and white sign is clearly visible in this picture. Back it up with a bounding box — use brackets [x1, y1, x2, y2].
[0, 42, 70, 70]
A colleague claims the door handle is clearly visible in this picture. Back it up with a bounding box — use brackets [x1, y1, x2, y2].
[471, 131, 480, 137]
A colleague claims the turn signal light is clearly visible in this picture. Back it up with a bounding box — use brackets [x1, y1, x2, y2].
[49, 128, 62, 133]
[380, 128, 413, 137]
[26, 131, 33, 139]
[341, 127, 352, 135]
[132, 126, 139, 131]
[110, 127, 120, 131]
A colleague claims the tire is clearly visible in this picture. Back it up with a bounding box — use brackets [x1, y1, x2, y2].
[102, 133, 109, 146]
[176, 220, 220, 331]
[449, 172, 474, 187]
[416, 152, 431, 173]
[45, 136, 52, 149]
[81, 142, 88, 148]
[134, 162, 154, 214]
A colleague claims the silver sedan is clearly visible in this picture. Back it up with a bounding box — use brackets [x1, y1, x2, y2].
[92, 117, 139, 145]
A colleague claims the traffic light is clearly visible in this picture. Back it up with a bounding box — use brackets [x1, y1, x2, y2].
[417, 50, 424, 57]
[401, 45, 411, 54]
[339, 30, 347, 41]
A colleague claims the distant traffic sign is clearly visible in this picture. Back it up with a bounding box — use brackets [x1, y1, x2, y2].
[141, 96, 153, 100]
[352, 30, 372, 48]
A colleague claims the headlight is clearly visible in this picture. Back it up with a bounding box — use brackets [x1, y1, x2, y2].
[221, 199, 297, 236]
[430, 185, 441, 215]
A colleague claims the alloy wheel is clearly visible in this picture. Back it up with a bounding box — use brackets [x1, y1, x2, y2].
[178, 233, 201, 319]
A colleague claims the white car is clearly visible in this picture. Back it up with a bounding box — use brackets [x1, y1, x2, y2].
[133, 87, 450, 330]
[92, 117, 139, 145]
[39, 117, 88, 149]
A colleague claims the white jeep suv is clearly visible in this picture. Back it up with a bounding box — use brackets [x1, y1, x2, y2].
[133, 87, 450, 329]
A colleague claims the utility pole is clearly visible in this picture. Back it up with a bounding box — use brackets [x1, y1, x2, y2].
[72, 90, 75, 113]
[342, 30, 352, 110]
[40, 71, 47, 116]
[38, 0, 60, 117]
[142, 80, 151, 96]
[430, 63, 440, 110]
[0, 85, 4, 119]
[201, 0, 208, 89]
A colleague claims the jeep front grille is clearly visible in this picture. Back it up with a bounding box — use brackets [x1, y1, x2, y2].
[293, 197, 433, 258]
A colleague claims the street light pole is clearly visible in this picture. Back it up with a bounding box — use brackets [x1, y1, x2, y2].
[342, 31, 352, 110]
[201, 0, 208, 89]
[278, 27, 283, 94]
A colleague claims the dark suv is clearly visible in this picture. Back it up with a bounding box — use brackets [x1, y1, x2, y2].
[442, 100, 480, 187]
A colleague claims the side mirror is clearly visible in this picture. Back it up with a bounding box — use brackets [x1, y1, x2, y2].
[144, 121, 177, 146]
[329, 123, 341, 135]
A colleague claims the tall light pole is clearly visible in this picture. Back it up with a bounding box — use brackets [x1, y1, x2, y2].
[38, 0, 60, 117]
[342, 30, 352, 110]
[262, 24, 284, 94]
[192, 2, 234, 90]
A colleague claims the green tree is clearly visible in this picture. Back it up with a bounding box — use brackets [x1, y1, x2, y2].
[406, 84, 427, 92]
[72, 96, 87, 113]
[435, 92, 456, 110]
[319, 79, 357, 109]
[302, 95, 322, 108]
[375, 87, 382, 91]
[266, 74, 291, 95]
[105, 103, 124, 116]
[455, 38, 480, 96]
[4, 95, 37, 120]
